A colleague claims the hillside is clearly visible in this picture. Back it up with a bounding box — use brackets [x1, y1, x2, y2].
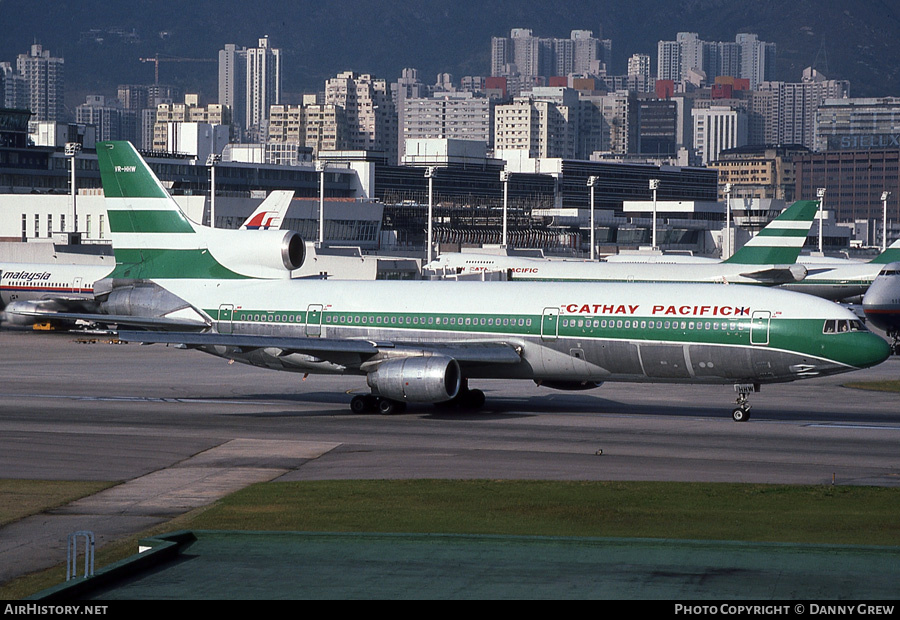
[1, 0, 898, 108]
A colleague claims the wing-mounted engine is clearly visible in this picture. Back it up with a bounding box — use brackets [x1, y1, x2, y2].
[205, 228, 305, 278]
[366, 355, 462, 403]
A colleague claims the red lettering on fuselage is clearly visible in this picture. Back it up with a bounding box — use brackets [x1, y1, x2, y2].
[563, 303, 753, 317]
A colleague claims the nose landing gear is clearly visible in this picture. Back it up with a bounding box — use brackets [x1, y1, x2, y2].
[732, 383, 759, 422]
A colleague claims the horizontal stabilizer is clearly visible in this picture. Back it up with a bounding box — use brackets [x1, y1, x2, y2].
[737, 264, 808, 284]
[10, 310, 209, 331]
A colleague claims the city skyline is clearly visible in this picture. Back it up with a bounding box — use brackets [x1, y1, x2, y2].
[1, 0, 899, 109]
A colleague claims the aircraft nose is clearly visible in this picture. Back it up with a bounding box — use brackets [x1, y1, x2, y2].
[857, 332, 892, 368]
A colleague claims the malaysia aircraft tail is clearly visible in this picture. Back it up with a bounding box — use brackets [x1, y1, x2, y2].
[723, 199, 819, 265]
[240, 190, 294, 230]
[97, 141, 304, 280]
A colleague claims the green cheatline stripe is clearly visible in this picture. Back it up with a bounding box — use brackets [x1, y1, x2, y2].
[97, 141, 169, 199]
[724, 246, 802, 265]
[206, 310, 878, 367]
[110, 248, 250, 279]
[107, 209, 195, 234]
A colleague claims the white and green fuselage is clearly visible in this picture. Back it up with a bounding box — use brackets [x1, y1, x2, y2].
[95, 141, 891, 415]
[152, 276, 888, 385]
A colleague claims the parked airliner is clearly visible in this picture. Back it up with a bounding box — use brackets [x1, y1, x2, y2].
[424, 199, 818, 286]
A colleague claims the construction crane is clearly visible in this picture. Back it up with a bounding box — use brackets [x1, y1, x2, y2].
[139, 54, 217, 85]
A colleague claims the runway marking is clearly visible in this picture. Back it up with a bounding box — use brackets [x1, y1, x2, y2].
[807, 423, 900, 431]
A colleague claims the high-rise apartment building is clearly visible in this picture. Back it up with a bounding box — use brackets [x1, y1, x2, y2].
[267, 103, 347, 159]
[75, 95, 137, 142]
[245, 36, 281, 139]
[1, 63, 28, 110]
[325, 71, 397, 163]
[758, 68, 849, 150]
[218, 43, 247, 137]
[814, 96, 900, 152]
[16, 44, 65, 122]
[491, 29, 611, 85]
[403, 93, 493, 148]
[494, 89, 577, 159]
[657, 33, 775, 89]
[692, 105, 748, 165]
[153, 95, 231, 151]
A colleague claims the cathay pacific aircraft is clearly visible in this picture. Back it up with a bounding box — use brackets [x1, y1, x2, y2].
[94, 141, 890, 421]
[424, 199, 819, 285]
[0, 189, 297, 327]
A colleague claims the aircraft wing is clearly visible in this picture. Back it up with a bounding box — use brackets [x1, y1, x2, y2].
[115, 330, 524, 366]
[737, 264, 807, 284]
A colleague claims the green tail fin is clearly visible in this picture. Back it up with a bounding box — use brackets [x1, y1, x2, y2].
[870, 238, 900, 264]
[97, 141, 246, 279]
[724, 200, 819, 265]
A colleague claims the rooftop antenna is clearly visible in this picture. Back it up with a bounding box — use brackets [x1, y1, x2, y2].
[813, 38, 829, 77]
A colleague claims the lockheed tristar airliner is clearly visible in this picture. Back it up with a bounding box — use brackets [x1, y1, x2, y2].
[93, 141, 891, 421]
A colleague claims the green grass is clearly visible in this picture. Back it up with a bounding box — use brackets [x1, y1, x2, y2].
[845, 380, 900, 393]
[3, 479, 900, 599]
[189, 480, 900, 546]
[0, 480, 113, 527]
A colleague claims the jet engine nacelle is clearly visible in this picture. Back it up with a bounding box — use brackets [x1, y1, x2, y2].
[367, 355, 462, 403]
[1, 300, 53, 326]
[206, 228, 305, 277]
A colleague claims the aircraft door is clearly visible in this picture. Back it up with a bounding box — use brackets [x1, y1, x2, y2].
[218, 304, 234, 334]
[750, 311, 771, 346]
[541, 307, 559, 341]
[72, 277, 83, 294]
[306, 304, 324, 337]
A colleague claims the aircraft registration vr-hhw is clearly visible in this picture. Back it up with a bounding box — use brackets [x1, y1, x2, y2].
[65, 141, 895, 421]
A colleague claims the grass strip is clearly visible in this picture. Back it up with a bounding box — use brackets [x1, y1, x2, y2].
[844, 380, 900, 393]
[190, 480, 900, 546]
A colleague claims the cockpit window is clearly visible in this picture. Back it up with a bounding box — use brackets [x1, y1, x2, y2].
[823, 319, 866, 334]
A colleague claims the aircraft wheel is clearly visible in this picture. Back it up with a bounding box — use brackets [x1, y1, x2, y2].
[378, 398, 399, 415]
[350, 395, 369, 414]
[464, 388, 485, 409]
[732, 407, 750, 422]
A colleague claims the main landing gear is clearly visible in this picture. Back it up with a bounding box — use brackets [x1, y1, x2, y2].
[732, 383, 759, 422]
[349, 380, 486, 415]
[350, 394, 407, 415]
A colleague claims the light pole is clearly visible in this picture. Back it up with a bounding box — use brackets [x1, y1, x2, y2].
[425, 166, 436, 263]
[206, 153, 221, 228]
[501, 169, 509, 248]
[316, 161, 327, 246]
[649, 179, 660, 250]
[65, 142, 82, 233]
[587, 176, 598, 260]
[723, 182, 733, 259]
[882, 191, 891, 252]
[816, 187, 827, 253]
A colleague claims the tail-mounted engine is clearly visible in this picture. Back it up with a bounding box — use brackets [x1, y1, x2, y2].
[206, 228, 305, 278]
